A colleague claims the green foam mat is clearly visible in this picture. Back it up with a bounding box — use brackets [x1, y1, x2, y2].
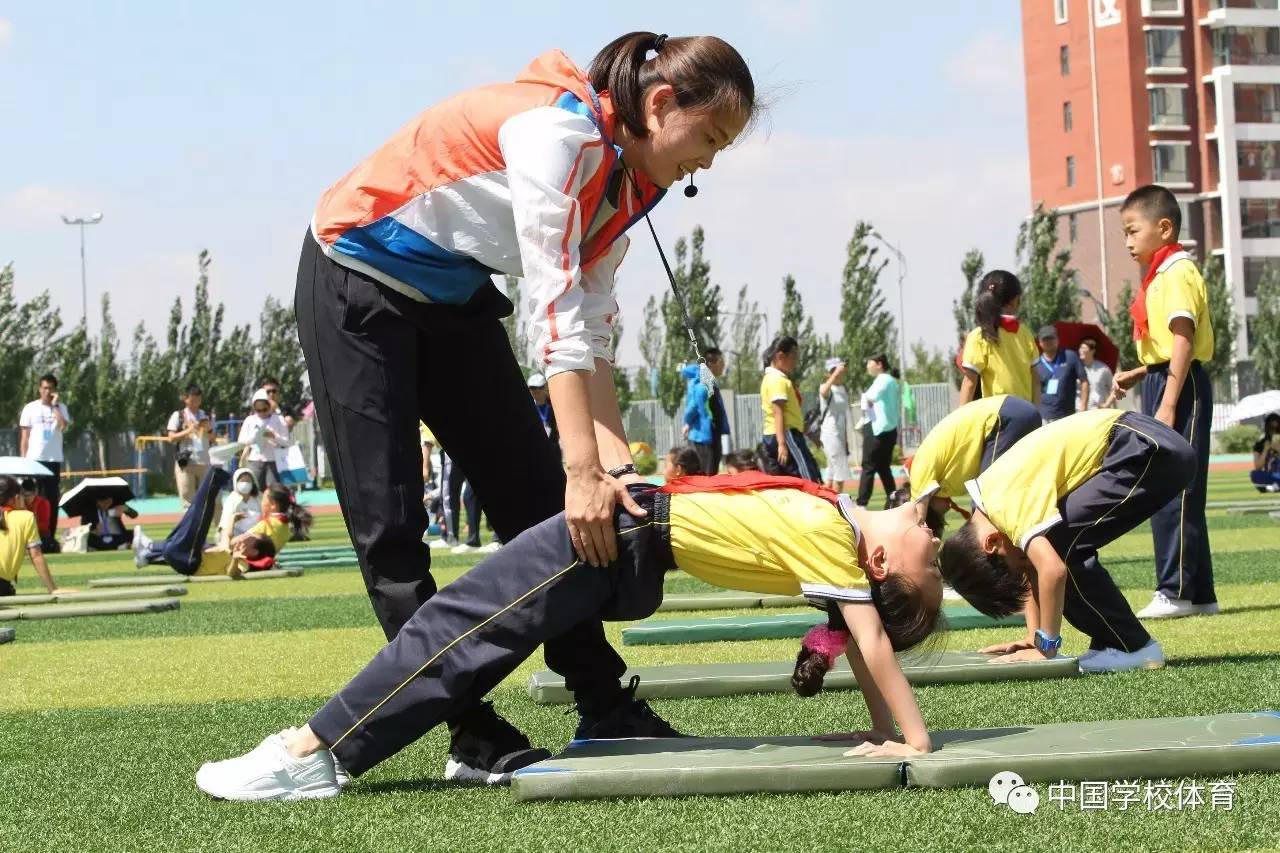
[89, 569, 302, 587]
[0, 598, 181, 621]
[656, 593, 805, 612]
[6, 586, 188, 606]
[526, 652, 1079, 703]
[512, 712, 1280, 801]
[0, 627, 13, 644]
[622, 606, 1023, 645]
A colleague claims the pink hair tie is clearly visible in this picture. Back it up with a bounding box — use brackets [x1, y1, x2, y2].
[801, 625, 850, 667]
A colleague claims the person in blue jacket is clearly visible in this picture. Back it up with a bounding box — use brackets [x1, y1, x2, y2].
[681, 363, 715, 474]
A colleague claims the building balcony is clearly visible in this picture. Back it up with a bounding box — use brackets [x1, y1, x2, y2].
[1211, 0, 1278, 9]
[1202, 1, 1280, 28]
[1215, 46, 1280, 65]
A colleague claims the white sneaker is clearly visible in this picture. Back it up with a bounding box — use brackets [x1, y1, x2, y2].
[451, 544, 480, 555]
[428, 539, 453, 550]
[196, 730, 340, 802]
[1078, 640, 1165, 674]
[479, 541, 503, 553]
[1196, 602, 1221, 616]
[333, 756, 351, 789]
[208, 442, 245, 469]
[1136, 592, 1197, 620]
[133, 527, 154, 569]
[1077, 649, 1100, 667]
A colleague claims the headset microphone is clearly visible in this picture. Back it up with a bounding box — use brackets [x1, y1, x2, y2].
[684, 175, 698, 198]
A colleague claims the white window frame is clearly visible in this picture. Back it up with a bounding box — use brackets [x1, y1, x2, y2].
[1056, 0, 1069, 24]
[1151, 140, 1193, 187]
[1141, 0, 1183, 17]
[1145, 26, 1186, 73]
[1148, 84, 1190, 130]
[1067, 155, 1077, 187]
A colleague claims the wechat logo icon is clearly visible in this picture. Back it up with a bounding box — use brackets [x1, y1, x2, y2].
[989, 770, 1040, 814]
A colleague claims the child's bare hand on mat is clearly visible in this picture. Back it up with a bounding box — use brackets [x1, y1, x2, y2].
[51, 587, 76, 595]
[992, 648, 1054, 664]
[814, 729, 893, 744]
[981, 637, 1035, 655]
[844, 739, 923, 758]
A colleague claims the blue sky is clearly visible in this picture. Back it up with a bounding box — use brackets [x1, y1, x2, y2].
[0, 1, 1030, 368]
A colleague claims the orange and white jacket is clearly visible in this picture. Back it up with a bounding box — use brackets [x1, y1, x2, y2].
[311, 50, 664, 377]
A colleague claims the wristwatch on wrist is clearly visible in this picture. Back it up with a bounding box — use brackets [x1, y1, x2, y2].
[607, 463, 638, 479]
[1033, 629, 1062, 655]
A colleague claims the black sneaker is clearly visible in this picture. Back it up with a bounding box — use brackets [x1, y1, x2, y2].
[444, 702, 551, 785]
[573, 676, 686, 740]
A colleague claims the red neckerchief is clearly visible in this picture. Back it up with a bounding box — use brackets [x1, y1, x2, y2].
[999, 315, 1020, 333]
[269, 512, 288, 523]
[1130, 242, 1185, 340]
[659, 471, 839, 505]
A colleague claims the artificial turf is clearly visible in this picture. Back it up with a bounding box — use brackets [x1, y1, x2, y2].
[2, 474, 1279, 852]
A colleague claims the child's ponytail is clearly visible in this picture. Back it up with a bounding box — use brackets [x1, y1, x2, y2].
[972, 270, 1024, 343]
[588, 32, 757, 141]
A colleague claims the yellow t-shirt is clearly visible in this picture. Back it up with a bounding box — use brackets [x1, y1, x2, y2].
[962, 325, 1038, 401]
[668, 488, 870, 601]
[193, 549, 236, 576]
[910, 395, 1010, 501]
[1136, 256, 1215, 366]
[420, 422, 436, 445]
[967, 408, 1125, 550]
[760, 367, 804, 435]
[0, 509, 40, 584]
[249, 515, 291, 554]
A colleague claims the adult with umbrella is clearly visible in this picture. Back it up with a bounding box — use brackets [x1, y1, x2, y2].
[1050, 321, 1118, 410]
[60, 477, 139, 551]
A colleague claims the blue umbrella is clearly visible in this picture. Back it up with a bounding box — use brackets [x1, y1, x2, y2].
[0, 457, 54, 478]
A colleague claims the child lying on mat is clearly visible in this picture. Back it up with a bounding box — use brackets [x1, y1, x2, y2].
[195, 471, 944, 802]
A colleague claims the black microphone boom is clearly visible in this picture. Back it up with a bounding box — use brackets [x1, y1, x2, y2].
[684, 175, 698, 198]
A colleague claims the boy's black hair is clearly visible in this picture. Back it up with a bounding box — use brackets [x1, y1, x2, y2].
[39, 373, 58, 388]
[668, 445, 704, 476]
[724, 449, 760, 472]
[702, 346, 723, 359]
[248, 534, 277, 558]
[184, 383, 203, 396]
[939, 522, 1028, 618]
[1121, 184, 1181, 233]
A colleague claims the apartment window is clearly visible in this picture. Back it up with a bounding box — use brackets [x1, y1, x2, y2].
[1178, 200, 1194, 243]
[1235, 83, 1280, 122]
[1240, 198, 1280, 237]
[1055, 0, 1069, 23]
[1152, 143, 1189, 183]
[1063, 101, 1073, 131]
[1068, 213, 1078, 243]
[1211, 0, 1280, 12]
[1143, 0, 1183, 13]
[1066, 155, 1076, 187]
[1244, 257, 1280, 296]
[1060, 45, 1070, 76]
[1149, 86, 1187, 126]
[1238, 140, 1280, 180]
[1146, 28, 1184, 68]
[1213, 26, 1280, 66]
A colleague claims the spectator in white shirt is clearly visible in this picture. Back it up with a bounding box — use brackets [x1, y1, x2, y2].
[18, 373, 71, 523]
[218, 468, 263, 547]
[1078, 337, 1115, 410]
[167, 384, 213, 508]
[237, 388, 292, 487]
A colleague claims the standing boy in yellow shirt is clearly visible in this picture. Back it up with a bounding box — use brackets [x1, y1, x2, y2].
[1113, 185, 1216, 620]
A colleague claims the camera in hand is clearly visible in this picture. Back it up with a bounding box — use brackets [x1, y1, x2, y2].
[176, 449, 193, 468]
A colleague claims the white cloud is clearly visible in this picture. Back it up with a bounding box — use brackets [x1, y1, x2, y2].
[612, 130, 1029, 366]
[0, 18, 12, 49]
[747, 0, 825, 38]
[944, 30, 1024, 97]
[0, 186, 104, 228]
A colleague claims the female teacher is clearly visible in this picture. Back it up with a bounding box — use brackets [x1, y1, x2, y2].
[294, 32, 757, 782]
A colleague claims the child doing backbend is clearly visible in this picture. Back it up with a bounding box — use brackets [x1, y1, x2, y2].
[196, 471, 944, 801]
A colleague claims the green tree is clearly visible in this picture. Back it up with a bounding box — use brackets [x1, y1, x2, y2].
[638, 294, 664, 396]
[779, 274, 820, 396]
[1202, 255, 1240, 380]
[1252, 268, 1280, 388]
[0, 263, 64, 425]
[42, 323, 95, 443]
[656, 227, 723, 415]
[1017, 204, 1080, 333]
[904, 342, 949, 385]
[611, 319, 632, 414]
[836, 222, 898, 385]
[727, 284, 764, 394]
[1097, 280, 1140, 372]
[87, 296, 131, 468]
[953, 249, 985, 386]
[251, 296, 305, 408]
[126, 323, 177, 436]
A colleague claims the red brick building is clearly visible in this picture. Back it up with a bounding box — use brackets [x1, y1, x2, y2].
[1021, 0, 1278, 361]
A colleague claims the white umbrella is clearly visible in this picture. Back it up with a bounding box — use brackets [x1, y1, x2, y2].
[1230, 390, 1280, 424]
[0, 457, 54, 478]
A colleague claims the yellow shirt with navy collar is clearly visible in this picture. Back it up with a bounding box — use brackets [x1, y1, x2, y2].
[966, 408, 1125, 550]
[910, 395, 1011, 501]
[667, 487, 870, 601]
[760, 367, 804, 434]
[961, 325, 1038, 401]
[1136, 254, 1215, 366]
[250, 514, 291, 554]
[0, 509, 40, 584]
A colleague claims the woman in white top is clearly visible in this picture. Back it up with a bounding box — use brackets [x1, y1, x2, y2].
[218, 469, 263, 547]
[237, 388, 292, 487]
[818, 357, 851, 491]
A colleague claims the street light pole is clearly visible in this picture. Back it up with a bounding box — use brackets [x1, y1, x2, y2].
[60, 212, 103, 328]
[870, 230, 908, 378]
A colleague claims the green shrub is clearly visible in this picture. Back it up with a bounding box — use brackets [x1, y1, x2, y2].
[633, 451, 658, 476]
[1216, 424, 1259, 454]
